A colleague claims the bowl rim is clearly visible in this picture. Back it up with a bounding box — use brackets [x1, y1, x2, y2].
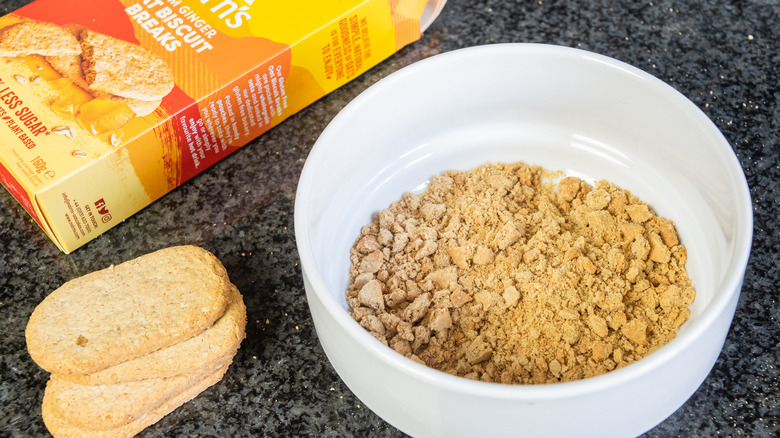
[294, 43, 754, 399]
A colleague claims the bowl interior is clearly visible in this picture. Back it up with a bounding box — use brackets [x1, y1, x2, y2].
[296, 43, 751, 357]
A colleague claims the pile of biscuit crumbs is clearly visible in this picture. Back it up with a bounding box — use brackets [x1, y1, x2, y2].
[347, 161, 695, 384]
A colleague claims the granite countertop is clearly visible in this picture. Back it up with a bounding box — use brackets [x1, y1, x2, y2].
[1, 0, 777, 436]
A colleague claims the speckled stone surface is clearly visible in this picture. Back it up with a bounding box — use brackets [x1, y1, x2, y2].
[0, 0, 777, 437]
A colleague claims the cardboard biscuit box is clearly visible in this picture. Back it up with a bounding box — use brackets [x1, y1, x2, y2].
[0, 0, 445, 252]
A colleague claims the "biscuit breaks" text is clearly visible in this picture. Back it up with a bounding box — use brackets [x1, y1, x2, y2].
[126, 1, 219, 54]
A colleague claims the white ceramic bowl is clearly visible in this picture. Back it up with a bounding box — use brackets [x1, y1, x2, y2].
[294, 44, 753, 438]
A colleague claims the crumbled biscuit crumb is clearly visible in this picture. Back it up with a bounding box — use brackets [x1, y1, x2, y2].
[347, 162, 695, 384]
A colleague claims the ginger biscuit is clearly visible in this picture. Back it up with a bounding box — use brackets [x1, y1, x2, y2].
[43, 358, 232, 431]
[45, 29, 162, 117]
[80, 29, 174, 101]
[25, 246, 231, 376]
[0, 21, 81, 57]
[42, 363, 230, 438]
[58, 283, 247, 385]
[46, 52, 163, 117]
[45, 53, 90, 88]
[61, 23, 87, 38]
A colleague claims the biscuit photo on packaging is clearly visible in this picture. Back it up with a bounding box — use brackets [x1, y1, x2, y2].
[41, 23, 165, 118]
[0, 19, 174, 122]
[79, 29, 175, 102]
[0, 20, 81, 57]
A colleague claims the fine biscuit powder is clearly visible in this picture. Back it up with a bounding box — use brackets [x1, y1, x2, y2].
[42, 364, 230, 438]
[80, 29, 174, 101]
[0, 20, 81, 57]
[25, 246, 231, 376]
[59, 284, 246, 385]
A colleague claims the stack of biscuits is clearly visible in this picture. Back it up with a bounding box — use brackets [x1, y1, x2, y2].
[0, 20, 174, 116]
[25, 246, 246, 438]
